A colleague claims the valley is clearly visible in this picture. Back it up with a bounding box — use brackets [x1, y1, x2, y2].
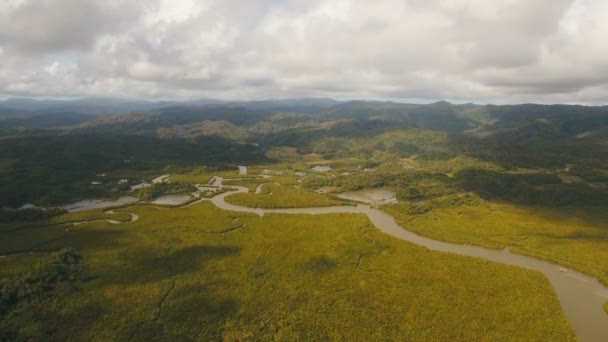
[1, 99, 608, 341]
[4, 1, 608, 340]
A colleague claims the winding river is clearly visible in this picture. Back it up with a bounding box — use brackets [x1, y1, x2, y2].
[206, 177, 608, 342]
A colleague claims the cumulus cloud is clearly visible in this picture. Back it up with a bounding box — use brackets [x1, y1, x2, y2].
[0, 0, 144, 52]
[0, 0, 607, 103]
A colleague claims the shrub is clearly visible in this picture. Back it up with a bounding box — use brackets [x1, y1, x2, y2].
[0, 207, 67, 223]
[137, 181, 196, 200]
[0, 249, 82, 315]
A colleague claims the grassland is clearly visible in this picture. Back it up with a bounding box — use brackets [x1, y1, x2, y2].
[0, 209, 132, 235]
[2, 101, 607, 339]
[225, 183, 345, 208]
[169, 174, 213, 184]
[136, 182, 196, 200]
[221, 173, 300, 192]
[221, 178, 266, 192]
[0, 209, 133, 256]
[296, 135, 608, 289]
[0, 201, 576, 340]
[384, 202, 608, 286]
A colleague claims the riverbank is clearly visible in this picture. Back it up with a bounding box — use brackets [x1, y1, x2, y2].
[207, 176, 608, 342]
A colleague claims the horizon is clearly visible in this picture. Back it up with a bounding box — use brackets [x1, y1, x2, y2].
[1, 95, 607, 108]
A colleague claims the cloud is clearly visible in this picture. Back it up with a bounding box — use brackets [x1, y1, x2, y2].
[0, 0, 144, 53]
[0, 0, 607, 103]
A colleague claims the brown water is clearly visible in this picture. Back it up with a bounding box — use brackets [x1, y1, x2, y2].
[207, 177, 608, 342]
[71, 212, 139, 226]
[255, 183, 265, 194]
[255, 182, 280, 194]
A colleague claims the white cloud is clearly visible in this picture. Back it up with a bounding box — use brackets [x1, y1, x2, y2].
[0, 0, 607, 103]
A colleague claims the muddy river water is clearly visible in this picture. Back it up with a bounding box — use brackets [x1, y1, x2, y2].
[207, 177, 608, 342]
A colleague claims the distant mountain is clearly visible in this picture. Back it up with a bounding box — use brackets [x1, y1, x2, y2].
[83, 106, 274, 135]
[472, 104, 608, 137]
[2, 97, 608, 139]
[0, 97, 169, 115]
[157, 120, 250, 142]
[319, 100, 608, 136]
[0, 112, 95, 129]
[321, 101, 481, 132]
[227, 98, 342, 113]
[0, 97, 340, 116]
[249, 112, 320, 134]
[0, 108, 33, 120]
[0, 98, 64, 112]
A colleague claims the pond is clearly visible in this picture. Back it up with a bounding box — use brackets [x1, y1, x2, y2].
[152, 175, 169, 184]
[337, 188, 398, 204]
[311, 165, 332, 172]
[64, 196, 138, 212]
[152, 194, 192, 206]
[130, 182, 151, 191]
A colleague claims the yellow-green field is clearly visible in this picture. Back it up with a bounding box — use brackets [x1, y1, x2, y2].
[222, 174, 300, 193]
[221, 178, 265, 192]
[0, 201, 576, 340]
[225, 183, 345, 208]
[384, 202, 608, 285]
[0, 210, 132, 254]
[169, 174, 213, 184]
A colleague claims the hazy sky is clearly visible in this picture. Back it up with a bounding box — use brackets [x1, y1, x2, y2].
[1, 0, 607, 103]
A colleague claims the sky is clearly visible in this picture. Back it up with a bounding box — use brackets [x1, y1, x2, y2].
[1, 0, 608, 104]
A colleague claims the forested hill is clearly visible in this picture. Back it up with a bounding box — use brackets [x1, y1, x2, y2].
[2, 97, 608, 136]
[1, 98, 607, 207]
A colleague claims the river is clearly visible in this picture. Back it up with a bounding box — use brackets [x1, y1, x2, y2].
[206, 177, 608, 342]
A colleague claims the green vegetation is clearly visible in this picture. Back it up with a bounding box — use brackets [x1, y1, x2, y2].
[225, 183, 345, 208]
[0, 202, 576, 340]
[393, 193, 484, 215]
[157, 120, 250, 142]
[222, 173, 299, 192]
[169, 173, 213, 184]
[0, 207, 67, 222]
[0, 133, 267, 207]
[2, 99, 608, 338]
[48, 209, 133, 225]
[0, 210, 132, 256]
[0, 249, 82, 340]
[136, 182, 197, 201]
[384, 203, 608, 285]
[0, 248, 81, 314]
[222, 178, 266, 192]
